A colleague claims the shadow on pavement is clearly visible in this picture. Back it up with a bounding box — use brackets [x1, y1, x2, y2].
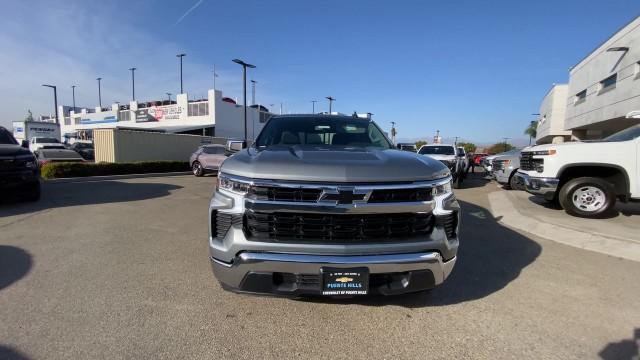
[0, 180, 182, 217]
[296, 199, 542, 308]
[599, 328, 639, 360]
[0, 246, 32, 292]
[0, 345, 31, 360]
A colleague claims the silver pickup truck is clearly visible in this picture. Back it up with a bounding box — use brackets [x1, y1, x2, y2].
[208, 115, 460, 296]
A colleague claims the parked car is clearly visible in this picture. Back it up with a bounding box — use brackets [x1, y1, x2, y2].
[190, 144, 226, 176]
[29, 136, 63, 153]
[0, 126, 40, 201]
[397, 143, 417, 152]
[473, 153, 488, 166]
[35, 148, 85, 165]
[516, 124, 640, 218]
[418, 144, 466, 188]
[67, 141, 94, 161]
[492, 150, 522, 189]
[209, 114, 459, 297]
[483, 149, 520, 176]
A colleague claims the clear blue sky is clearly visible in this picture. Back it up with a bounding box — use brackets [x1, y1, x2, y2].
[0, 0, 637, 144]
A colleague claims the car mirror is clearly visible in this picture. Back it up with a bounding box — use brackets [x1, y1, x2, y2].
[21, 140, 29, 148]
[228, 141, 245, 152]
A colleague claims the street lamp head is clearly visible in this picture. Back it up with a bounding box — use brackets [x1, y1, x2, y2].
[42, 84, 55, 88]
[232, 59, 256, 68]
[96, 77, 102, 81]
[129, 67, 137, 71]
[177, 53, 186, 58]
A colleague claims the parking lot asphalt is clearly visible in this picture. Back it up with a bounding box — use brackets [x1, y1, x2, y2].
[1, 174, 639, 360]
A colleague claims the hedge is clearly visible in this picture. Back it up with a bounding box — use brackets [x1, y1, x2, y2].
[41, 161, 190, 179]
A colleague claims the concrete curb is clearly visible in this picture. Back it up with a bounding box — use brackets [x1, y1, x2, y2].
[488, 190, 640, 262]
[44, 171, 192, 183]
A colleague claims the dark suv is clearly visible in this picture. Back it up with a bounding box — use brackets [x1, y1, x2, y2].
[0, 127, 40, 201]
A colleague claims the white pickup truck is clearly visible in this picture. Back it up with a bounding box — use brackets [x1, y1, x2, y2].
[516, 124, 639, 218]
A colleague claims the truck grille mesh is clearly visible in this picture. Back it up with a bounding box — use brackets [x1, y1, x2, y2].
[244, 212, 435, 243]
[248, 185, 433, 203]
[520, 152, 539, 171]
[212, 211, 243, 240]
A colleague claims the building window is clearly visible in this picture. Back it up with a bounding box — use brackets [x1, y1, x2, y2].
[599, 73, 617, 92]
[188, 102, 209, 117]
[64, 117, 71, 125]
[574, 89, 587, 104]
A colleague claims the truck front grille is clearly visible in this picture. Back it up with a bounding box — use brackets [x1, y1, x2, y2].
[244, 211, 435, 243]
[520, 152, 537, 171]
[248, 185, 433, 203]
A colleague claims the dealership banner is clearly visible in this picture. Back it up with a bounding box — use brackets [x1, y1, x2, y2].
[135, 105, 183, 122]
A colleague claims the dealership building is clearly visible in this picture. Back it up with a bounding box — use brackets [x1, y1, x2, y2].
[536, 15, 640, 144]
[59, 89, 270, 142]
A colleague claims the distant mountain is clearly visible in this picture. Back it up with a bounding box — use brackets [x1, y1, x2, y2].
[397, 136, 533, 149]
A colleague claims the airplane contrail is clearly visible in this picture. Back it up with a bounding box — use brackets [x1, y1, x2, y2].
[174, 0, 204, 26]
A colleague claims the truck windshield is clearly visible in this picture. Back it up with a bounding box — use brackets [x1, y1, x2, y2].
[419, 146, 455, 155]
[602, 124, 640, 142]
[0, 129, 18, 145]
[255, 117, 392, 149]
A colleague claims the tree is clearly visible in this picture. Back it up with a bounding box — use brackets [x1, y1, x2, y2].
[24, 110, 34, 122]
[457, 142, 476, 153]
[414, 140, 427, 149]
[487, 142, 515, 154]
[524, 121, 538, 144]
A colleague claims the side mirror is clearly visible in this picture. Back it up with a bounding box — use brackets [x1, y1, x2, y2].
[229, 142, 245, 152]
[21, 140, 29, 148]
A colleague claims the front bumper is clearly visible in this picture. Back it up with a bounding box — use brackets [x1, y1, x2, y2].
[211, 251, 456, 296]
[514, 172, 559, 200]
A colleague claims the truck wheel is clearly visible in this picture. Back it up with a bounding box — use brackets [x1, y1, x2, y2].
[558, 177, 615, 218]
[192, 161, 204, 177]
[508, 173, 519, 190]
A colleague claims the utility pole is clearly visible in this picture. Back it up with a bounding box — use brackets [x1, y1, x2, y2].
[96, 77, 102, 108]
[177, 53, 186, 94]
[311, 100, 317, 114]
[454, 136, 459, 145]
[129, 67, 136, 101]
[212, 64, 218, 90]
[502, 137, 511, 152]
[250, 79, 257, 105]
[166, 92, 172, 101]
[279, 102, 283, 115]
[326, 96, 335, 114]
[232, 59, 256, 143]
[390, 121, 397, 145]
[42, 84, 59, 124]
[71, 85, 76, 110]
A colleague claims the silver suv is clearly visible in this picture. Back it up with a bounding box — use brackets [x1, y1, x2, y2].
[208, 115, 460, 296]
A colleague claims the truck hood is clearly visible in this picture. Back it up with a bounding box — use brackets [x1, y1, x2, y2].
[221, 146, 450, 183]
[523, 142, 583, 152]
[0, 144, 31, 157]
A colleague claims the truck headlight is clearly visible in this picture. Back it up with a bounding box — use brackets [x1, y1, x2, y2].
[432, 180, 452, 197]
[217, 174, 250, 195]
[15, 154, 38, 169]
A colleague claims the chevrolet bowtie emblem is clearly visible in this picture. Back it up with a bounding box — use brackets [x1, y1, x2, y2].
[335, 277, 354, 283]
[318, 188, 369, 204]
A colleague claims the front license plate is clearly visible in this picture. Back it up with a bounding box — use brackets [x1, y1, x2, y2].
[321, 267, 369, 296]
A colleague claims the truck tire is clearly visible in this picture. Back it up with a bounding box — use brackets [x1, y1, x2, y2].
[558, 177, 615, 218]
[508, 172, 519, 190]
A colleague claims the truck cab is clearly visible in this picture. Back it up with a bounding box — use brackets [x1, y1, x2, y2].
[516, 124, 639, 218]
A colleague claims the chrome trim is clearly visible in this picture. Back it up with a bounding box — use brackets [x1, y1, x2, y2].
[244, 199, 435, 214]
[515, 172, 559, 197]
[210, 251, 456, 289]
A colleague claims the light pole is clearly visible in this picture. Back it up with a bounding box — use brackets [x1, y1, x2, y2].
[311, 100, 317, 114]
[71, 85, 76, 110]
[250, 80, 257, 105]
[166, 92, 172, 102]
[212, 64, 218, 90]
[326, 96, 335, 114]
[129, 67, 136, 101]
[502, 137, 510, 152]
[42, 84, 59, 124]
[232, 58, 256, 142]
[177, 53, 186, 94]
[96, 77, 102, 108]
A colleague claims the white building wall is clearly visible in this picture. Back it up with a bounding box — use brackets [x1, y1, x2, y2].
[536, 84, 571, 144]
[210, 90, 265, 141]
[565, 16, 640, 139]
